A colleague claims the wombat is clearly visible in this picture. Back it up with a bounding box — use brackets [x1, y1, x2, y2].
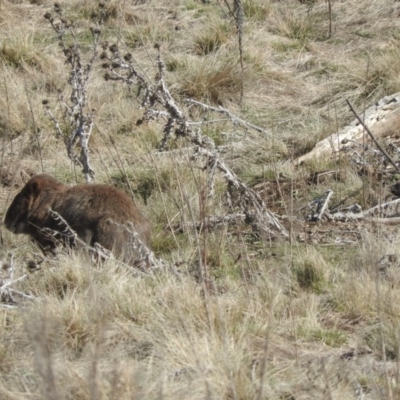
[4, 174, 151, 264]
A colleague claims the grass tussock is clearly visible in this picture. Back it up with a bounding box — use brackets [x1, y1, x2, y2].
[292, 248, 328, 294]
[193, 21, 232, 56]
[269, 3, 327, 42]
[176, 56, 244, 105]
[243, 0, 271, 21]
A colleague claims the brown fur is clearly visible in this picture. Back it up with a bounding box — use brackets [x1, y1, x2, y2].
[4, 174, 151, 264]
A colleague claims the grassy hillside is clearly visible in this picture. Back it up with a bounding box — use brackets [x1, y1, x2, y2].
[2, 0, 400, 398]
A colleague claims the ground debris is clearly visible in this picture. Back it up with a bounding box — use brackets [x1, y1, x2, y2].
[0, 254, 35, 307]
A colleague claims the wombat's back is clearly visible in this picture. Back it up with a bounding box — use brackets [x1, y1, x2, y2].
[57, 184, 151, 249]
[4, 174, 151, 263]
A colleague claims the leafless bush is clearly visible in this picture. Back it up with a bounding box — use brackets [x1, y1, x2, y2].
[42, 3, 105, 182]
[101, 45, 288, 240]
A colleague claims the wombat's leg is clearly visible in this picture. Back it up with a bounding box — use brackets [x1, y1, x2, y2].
[31, 231, 59, 255]
[91, 218, 121, 255]
[92, 218, 139, 264]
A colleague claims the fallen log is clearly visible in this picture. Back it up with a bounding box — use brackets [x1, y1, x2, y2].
[295, 92, 400, 164]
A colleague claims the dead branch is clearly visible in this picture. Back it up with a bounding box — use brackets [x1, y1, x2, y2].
[0, 254, 36, 306]
[48, 209, 77, 239]
[315, 190, 333, 221]
[326, 212, 400, 225]
[304, 190, 334, 221]
[302, 189, 400, 225]
[102, 45, 288, 240]
[185, 98, 268, 135]
[363, 198, 400, 218]
[324, 211, 364, 222]
[327, 198, 400, 221]
[325, 198, 400, 223]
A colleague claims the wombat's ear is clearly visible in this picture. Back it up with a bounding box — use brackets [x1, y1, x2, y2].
[27, 180, 41, 198]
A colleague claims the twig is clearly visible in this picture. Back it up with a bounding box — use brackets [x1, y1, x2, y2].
[186, 98, 269, 134]
[1, 274, 28, 289]
[346, 99, 400, 173]
[0, 255, 36, 305]
[48, 209, 170, 274]
[111, 220, 170, 272]
[8, 288, 36, 301]
[314, 197, 400, 223]
[234, 0, 244, 104]
[305, 190, 334, 221]
[188, 119, 230, 125]
[315, 190, 333, 221]
[327, 0, 332, 39]
[169, 213, 246, 232]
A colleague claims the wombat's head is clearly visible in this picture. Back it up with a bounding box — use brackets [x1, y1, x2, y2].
[4, 175, 46, 234]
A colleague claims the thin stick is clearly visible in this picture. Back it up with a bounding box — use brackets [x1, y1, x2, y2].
[186, 98, 269, 135]
[327, 0, 332, 39]
[346, 99, 400, 173]
[316, 190, 333, 221]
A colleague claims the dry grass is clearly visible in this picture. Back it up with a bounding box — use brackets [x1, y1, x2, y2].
[2, 0, 400, 398]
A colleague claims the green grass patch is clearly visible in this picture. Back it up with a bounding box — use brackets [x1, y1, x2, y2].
[297, 325, 347, 347]
[292, 248, 328, 294]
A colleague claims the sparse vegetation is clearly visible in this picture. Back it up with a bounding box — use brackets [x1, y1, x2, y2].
[2, 0, 400, 398]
